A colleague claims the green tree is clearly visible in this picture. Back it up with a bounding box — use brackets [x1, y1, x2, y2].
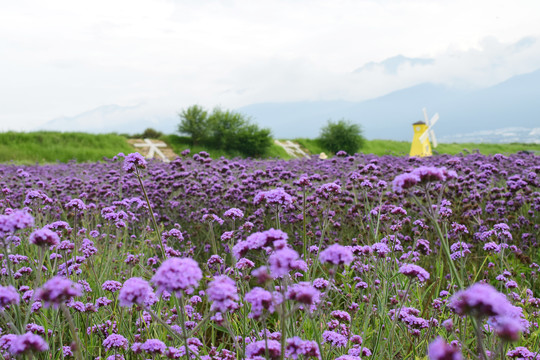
[318, 119, 365, 155]
[177, 105, 209, 146]
[206, 107, 247, 150]
[207, 107, 273, 157]
[234, 124, 273, 157]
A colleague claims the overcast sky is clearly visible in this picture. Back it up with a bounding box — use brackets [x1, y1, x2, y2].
[1, 0, 540, 130]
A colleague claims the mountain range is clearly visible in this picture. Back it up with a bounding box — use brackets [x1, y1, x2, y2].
[38, 68, 540, 143]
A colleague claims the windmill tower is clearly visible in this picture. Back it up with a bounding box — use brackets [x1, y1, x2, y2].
[409, 108, 439, 157]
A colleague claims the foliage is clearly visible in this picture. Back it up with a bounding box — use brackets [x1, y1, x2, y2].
[177, 105, 273, 157]
[177, 105, 210, 146]
[318, 119, 365, 155]
[135, 128, 164, 139]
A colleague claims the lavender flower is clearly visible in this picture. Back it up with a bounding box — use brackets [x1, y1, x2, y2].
[319, 244, 354, 265]
[102, 280, 123, 293]
[137, 339, 167, 355]
[103, 334, 129, 350]
[245, 287, 279, 319]
[245, 339, 281, 360]
[122, 152, 147, 173]
[268, 247, 306, 278]
[392, 173, 421, 193]
[253, 188, 293, 206]
[0, 286, 20, 308]
[36, 276, 82, 308]
[285, 337, 320, 359]
[427, 337, 462, 360]
[322, 330, 347, 347]
[287, 283, 321, 306]
[118, 277, 153, 307]
[449, 283, 513, 318]
[223, 208, 244, 220]
[29, 228, 60, 247]
[399, 264, 430, 282]
[206, 276, 239, 313]
[151, 257, 202, 295]
[9, 332, 48, 355]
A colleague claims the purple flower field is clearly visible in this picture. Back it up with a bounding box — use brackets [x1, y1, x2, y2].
[0, 150, 539, 359]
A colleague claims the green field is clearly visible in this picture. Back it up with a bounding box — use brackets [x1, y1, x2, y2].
[0, 131, 538, 164]
[296, 138, 540, 157]
[0, 131, 134, 164]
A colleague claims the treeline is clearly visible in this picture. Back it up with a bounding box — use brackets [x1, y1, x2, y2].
[177, 105, 272, 157]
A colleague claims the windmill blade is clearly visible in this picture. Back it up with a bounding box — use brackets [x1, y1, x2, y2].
[423, 108, 429, 125]
[430, 113, 439, 127]
[430, 130, 438, 148]
[419, 130, 429, 143]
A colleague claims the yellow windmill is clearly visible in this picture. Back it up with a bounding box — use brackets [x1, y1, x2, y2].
[409, 108, 439, 157]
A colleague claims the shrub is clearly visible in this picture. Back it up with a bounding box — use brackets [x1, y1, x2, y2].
[177, 105, 210, 146]
[318, 119, 365, 155]
[141, 128, 163, 139]
[178, 105, 272, 157]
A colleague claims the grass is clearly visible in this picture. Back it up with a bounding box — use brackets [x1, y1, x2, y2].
[162, 134, 295, 160]
[294, 138, 540, 157]
[0, 131, 134, 164]
[1, 131, 538, 164]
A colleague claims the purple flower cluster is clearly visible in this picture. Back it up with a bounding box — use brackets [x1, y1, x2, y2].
[151, 257, 202, 295]
[122, 152, 147, 173]
[118, 277, 153, 307]
[206, 275, 239, 313]
[319, 244, 354, 266]
[399, 263, 430, 282]
[37, 276, 82, 308]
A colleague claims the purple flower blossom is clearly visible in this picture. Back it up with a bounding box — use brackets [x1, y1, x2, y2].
[37, 276, 82, 308]
[322, 330, 347, 347]
[9, 332, 48, 355]
[223, 208, 244, 220]
[316, 182, 342, 199]
[207, 276, 239, 313]
[102, 280, 123, 293]
[0, 210, 34, 236]
[29, 228, 60, 247]
[427, 337, 462, 360]
[319, 244, 354, 265]
[245, 339, 281, 360]
[236, 258, 255, 270]
[331, 310, 351, 322]
[253, 188, 293, 206]
[268, 248, 306, 278]
[152, 257, 202, 295]
[103, 334, 129, 350]
[137, 339, 167, 354]
[285, 337, 320, 359]
[392, 172, 421, 193]
[371, 242, 391, 257]
[287, 282, 321, 306]
[118, 277, 153, 307]
[399, 264, 430, 282]
[122, 152, 147, 173]
[245, 287, 279, 319]
[493, 316, 523, 342]
[0, 286, 20, 308]
[449, 283, 513, 318]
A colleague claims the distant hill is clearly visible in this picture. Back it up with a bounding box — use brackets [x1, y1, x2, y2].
[353, 55, 435, 74]
[38, 103, 179, 135]
[37, 69, 540, 143]
[239, 68, 540, 143]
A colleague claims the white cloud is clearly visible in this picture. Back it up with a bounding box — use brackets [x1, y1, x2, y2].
[0, 0, 539, 130]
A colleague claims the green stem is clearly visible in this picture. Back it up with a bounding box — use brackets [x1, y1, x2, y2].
[60, 304, 83, 360]
[135, 167, 166, 259]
